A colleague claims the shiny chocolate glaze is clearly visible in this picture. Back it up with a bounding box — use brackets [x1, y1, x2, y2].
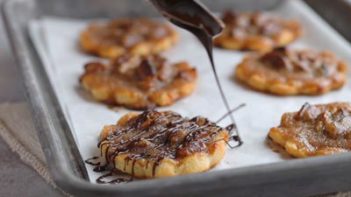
[99, 110, 228, 177]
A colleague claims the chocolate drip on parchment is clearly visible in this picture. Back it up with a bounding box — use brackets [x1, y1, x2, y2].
[85, 157, 132, 184]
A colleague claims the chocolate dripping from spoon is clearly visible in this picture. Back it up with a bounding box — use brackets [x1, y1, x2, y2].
[149, 0, 243, 147]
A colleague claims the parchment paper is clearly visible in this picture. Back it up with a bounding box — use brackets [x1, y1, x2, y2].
[28, 0, 351, 183]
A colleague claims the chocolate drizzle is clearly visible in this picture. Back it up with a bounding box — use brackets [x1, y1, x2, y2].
[85, 157, 132, 183]
[86, 106, 246, 184]
[149, 0, 243, 147]
[98, 111, 228, 178]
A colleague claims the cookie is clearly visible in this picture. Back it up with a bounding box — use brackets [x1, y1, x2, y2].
[235, 47, 347, 95]
[80, 54, 197, 110]
[98, 110, 229, 178]
[80, 18, 178, 58]
[269, 102, 351, 157]
[214, 11, 301, 52]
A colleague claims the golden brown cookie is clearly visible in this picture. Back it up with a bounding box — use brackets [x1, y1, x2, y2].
[79, 18, 178, 58]
[269, 102, 351, 158]
[80, 54, 197, 110]
[214, 11, 301, 52]
[235, 47, 347, 95]
[98, 110, 229, 178]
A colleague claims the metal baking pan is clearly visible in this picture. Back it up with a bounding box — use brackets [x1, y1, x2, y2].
[3, 0, 351, 196]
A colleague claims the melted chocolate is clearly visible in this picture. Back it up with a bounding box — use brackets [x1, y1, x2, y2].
[150, 0, 243, 146]
[85, 2, 247, 184]
[84, 156, 108, 172]
[96, 170, 132, 184]
[85, 156, 100, 165]
[86, 107, 246, 183]
[99, 110, 227, 177]
[85, 157, 132, 183]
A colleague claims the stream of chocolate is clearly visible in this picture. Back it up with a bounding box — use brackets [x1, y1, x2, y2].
[149, 0, 243, 146]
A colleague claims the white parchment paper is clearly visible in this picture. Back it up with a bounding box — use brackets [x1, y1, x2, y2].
[28, 0, 351, 182]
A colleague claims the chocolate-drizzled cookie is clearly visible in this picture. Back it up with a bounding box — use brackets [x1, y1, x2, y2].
[269, 102, 351, 157]
[214, 11, 301, 52]
[80, 54, 197, 110]
[80, 18, 178, 58]
[235, 47, 347, 95]
[98, 110, 229, 178]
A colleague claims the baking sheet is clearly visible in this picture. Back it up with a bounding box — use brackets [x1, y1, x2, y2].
[28, 0, 351, 183]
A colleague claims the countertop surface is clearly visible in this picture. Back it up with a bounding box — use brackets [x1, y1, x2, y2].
[0, 1, 62, 195]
